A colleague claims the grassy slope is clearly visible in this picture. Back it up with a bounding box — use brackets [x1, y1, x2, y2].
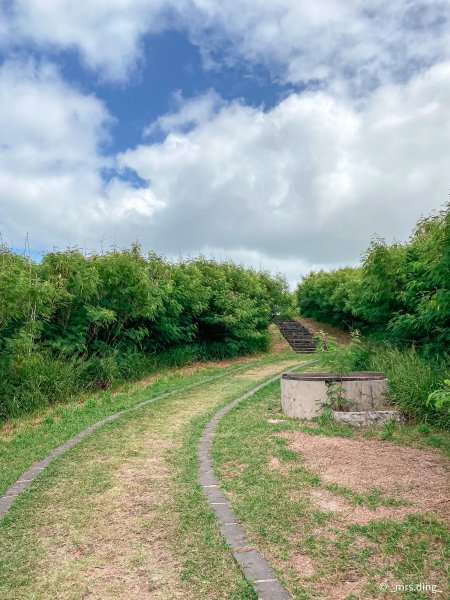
[213, 382, 449, 599]
[4, 321, 447, 598]
[0, 324, 293, 496]
[0, 341, 312, 599]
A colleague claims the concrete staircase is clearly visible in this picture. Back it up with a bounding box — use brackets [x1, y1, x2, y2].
[277, 320, 317, 354]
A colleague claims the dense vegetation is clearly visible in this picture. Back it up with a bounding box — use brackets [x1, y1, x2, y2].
[0, 245, 292, 420]
[296, 202, 450, 427]
[296, 202, 449, 354]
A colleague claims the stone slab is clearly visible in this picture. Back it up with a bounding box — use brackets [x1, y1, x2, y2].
[220, 522, 249, 549]
[196, 363, 314, 599]
[333, 410, 405, 427]
[254, 579, 291, 599]
[233, 550, 278, 583]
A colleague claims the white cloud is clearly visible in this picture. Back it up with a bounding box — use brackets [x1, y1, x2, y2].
[144, 89, 225, 136]
[185, 0, 450, 90]
[118, 61, 450, 265]
[1, 58, 449, 280]
[0, 60, 164, 249]
[3, 0, 170, 81]
[3, 1, 449, 87]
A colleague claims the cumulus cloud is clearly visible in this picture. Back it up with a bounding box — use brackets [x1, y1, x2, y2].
[144, 89, 226, 136]
[1, 57, 449, 281]
[118, 62, 450, 265]
[3, 1, 449, 87]
[184, 0, 450, 90]
[2, 0, 170, 81]
[0, 60, 163, 249]
[1, 7, 449, 284]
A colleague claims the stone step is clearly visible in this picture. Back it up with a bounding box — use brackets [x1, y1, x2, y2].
[277, 318, 318, 354]
[280, 330, 312, 334]
[289, 345, 316, 349]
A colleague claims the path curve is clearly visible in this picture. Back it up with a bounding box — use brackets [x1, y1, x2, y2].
[0, 362, 258, 521]
[198, 363, 315, 600]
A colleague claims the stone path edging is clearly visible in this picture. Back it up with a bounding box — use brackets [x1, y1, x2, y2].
[198, 361, 316, 600]
[0, 361, 263, 521]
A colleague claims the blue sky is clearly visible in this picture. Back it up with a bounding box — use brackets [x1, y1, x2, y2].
[55, 30, 296, 155]
[1, 1, 449, 283]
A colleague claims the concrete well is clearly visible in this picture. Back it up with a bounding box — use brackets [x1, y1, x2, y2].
[281, 372, 388, 420]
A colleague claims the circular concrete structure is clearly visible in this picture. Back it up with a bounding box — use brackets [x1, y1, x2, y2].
[281, 372, 388, 419]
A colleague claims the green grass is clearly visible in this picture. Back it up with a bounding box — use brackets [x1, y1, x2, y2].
[367, 345, 450, 429]
[0, 362, 233, 496]
[0, 345, 301, 497]
[0, 351, 312, 599]
[323, 483, 409, 510]
[4, 338, 447, 598]
[213, 381, 450, 599]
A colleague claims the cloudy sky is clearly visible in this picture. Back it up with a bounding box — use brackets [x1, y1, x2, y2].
[1, 1, 449, 283]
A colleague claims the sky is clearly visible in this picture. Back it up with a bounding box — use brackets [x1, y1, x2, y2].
[1, 1, 449, 285]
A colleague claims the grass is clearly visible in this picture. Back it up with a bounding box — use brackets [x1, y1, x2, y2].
[0, 361, 238, 496]
[0, 340, 300, 497]
[0, 350, 313, 599]
[213, 381, 450, 599]
[367, 345, 450, 429]
[323, 483, 409, 510]
[3, 319, 448, 598]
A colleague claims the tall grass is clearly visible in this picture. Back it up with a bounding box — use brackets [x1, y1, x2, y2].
[316, 337, 450, 428]
[366, 345, 449, 428]
[0, 335, 269, 421]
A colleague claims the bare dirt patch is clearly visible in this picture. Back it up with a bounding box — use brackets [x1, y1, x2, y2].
[268, 456, 292, 476]
[282, 431, 450, 524]
[315, 575, 370, 600]
[291, 552, 315, 578]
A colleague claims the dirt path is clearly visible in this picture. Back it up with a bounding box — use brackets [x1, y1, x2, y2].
[0, 356, 304, 600]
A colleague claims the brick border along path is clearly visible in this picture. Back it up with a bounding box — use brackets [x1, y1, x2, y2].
[1, 358, 316, 598]
[0, 362, 261, 520]
[198, 362, 315, 600]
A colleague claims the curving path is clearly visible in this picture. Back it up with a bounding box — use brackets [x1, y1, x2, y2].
[198, 363, 315, 600]
[1, 357, 316, 598]
[0, 362, 255, 521]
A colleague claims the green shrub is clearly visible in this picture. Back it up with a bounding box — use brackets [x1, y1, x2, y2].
[368, 345, 450, 428]
[0, 244, 289, 420]
[315, 333, 449, 427]
[296, 202, 450, 355]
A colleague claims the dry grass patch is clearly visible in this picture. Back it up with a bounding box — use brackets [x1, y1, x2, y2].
[268, 456, 293, 476]
[237, 359, 301, 380]
[282, 431, 450, 524]
[269, 323, 294, 352]
[213, 380, 450, 599]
